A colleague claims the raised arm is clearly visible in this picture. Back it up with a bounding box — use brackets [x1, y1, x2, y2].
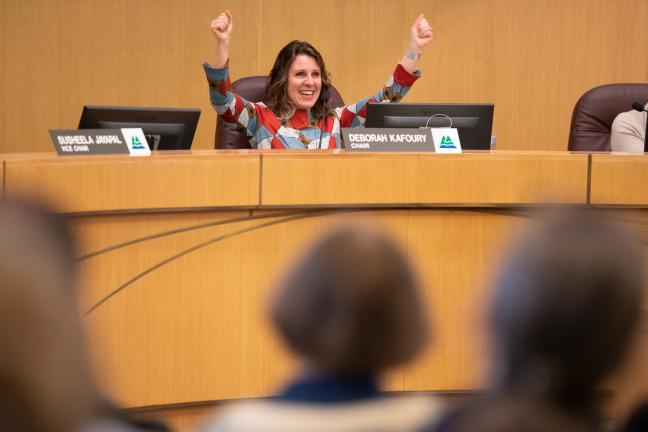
[209, 10, 233, 68]
[205, 10, 266, 147]
[399, 14, 434, 73]
[337, 15, 434, 128]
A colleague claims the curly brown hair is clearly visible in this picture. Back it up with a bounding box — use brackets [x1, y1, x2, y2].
[265, 40, 332, 121]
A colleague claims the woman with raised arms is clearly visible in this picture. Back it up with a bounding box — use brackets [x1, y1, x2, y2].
[204, 11, 433, 149]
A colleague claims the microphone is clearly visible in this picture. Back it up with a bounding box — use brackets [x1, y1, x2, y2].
[632, 102, 648, 153]
[320, 89, 330, 104]
[317, 89, 330, 150]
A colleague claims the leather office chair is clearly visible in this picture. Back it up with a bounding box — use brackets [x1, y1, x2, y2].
[214, 76, 345, 149]
[568, 83, 648, 151]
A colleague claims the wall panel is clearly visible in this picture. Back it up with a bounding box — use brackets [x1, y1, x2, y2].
[1, 0, 646, 153]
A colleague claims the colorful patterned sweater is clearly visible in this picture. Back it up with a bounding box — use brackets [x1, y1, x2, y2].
[204, 63, 420, 149]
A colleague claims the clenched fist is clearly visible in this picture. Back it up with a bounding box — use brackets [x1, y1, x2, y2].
[211, 10, 233, 44]
[409, 14, 433, 53]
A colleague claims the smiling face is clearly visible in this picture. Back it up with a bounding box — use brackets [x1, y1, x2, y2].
[286, 54, 322, 111]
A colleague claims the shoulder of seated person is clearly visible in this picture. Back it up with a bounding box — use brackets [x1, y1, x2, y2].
[200, 395, 441, 431]
[613, 109, 644, 129]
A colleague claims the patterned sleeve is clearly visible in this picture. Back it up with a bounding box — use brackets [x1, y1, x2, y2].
[337, 64, 421, 128]
[203, 63, 260, 139]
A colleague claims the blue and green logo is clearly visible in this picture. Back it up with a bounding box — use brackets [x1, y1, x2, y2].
[131, 136, 146, 150]
[440, 135, 456, 149]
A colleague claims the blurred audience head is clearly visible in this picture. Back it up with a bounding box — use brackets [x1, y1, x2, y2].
[271, 224, 429, 375]
[489, 208, 645, 411]
[0, 199, 97, 432]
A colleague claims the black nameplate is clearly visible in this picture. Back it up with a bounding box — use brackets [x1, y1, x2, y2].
[49, 129, 130, 156]
[342, 128, 434, 152]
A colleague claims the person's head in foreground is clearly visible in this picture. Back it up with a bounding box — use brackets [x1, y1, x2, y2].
[271, 225, 429, 377]
[0, 199, 169, 432]
[0, 199, 97, 432]
[439, 209, 646, 432]
[201, 225, 436, 432]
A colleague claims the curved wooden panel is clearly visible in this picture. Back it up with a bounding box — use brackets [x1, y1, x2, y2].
[80, 210, 296, 407]
[77, 209, 520, 408]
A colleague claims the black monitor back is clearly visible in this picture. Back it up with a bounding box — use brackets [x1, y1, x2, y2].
[365, 103, 494, 150]
[79, 105, 200, 150]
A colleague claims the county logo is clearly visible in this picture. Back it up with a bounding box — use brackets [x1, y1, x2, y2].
[131, 136, 147, 150]
[440, 135, 457, 149]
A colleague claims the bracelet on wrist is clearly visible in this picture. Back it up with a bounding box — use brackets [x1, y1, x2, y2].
[405, 49, 422, 60]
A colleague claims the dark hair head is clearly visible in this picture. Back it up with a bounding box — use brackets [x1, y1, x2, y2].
[271, 225, 429, 375]
[489, 209, 645, 410]
[0, 199, 77, 289]
[265, 40, 332, 120]
[0, 198, 97, 432]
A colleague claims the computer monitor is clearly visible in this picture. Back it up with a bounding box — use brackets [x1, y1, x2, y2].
[365, 103, 494, 150]
[78, 105, 201, 150]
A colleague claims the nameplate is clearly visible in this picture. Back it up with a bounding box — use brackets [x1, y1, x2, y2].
[342, 128, 434, 152]
[49, 128, 151, 157]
